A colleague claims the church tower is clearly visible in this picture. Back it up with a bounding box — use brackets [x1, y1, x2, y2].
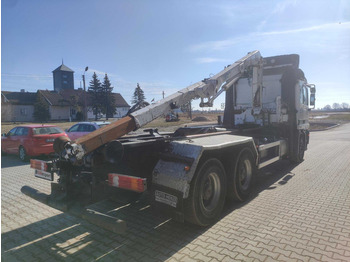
[52, 61, 74, 92]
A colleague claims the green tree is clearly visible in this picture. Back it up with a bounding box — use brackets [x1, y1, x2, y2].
[69, 95, 83, 120]
[102, 74, 116, 120]
[131, 83, 146, 105]
[33, 93, 50, 122]
[88, 72, 103, 120]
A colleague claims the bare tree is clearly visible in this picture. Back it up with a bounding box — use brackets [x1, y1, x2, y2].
[323, 105, 331, 110]
[332, 103, 341, 110]
[341, 102, 349, 109]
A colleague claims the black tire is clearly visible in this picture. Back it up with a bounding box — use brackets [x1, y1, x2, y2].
[185, 158, 227, 226]
[227, 148, 256, 202]
[290, 133, 305, 163]
[19, 146, 28, 162]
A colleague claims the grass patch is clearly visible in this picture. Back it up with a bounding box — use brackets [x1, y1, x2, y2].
[326, 114, 350, 122]
[1, 113, 219, 134]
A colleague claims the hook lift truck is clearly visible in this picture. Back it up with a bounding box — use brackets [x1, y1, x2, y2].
[23, 51, 316, 231]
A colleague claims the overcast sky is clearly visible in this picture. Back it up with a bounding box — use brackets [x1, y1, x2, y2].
[2, 0, 350, 109]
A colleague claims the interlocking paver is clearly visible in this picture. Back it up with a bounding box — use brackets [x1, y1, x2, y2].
[193, 252, 212, 262]
[2, 123, 350, 261]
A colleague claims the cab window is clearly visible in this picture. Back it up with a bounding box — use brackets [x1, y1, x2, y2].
[300, 85, 308, 105]
[303, 86, 308, 105]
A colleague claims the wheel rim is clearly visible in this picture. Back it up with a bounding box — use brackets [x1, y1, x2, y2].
[200, 171, 221, 213]
[19, 147, 25, 160]
[238, 159, 252, 191]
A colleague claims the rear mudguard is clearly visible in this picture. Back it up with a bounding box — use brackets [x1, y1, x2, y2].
[151, 134, 256, 200]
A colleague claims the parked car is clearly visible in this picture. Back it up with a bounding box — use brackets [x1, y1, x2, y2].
[165, 113, 179, 122]
[66, 121, 110, 140]
[1, 125, 68, 161]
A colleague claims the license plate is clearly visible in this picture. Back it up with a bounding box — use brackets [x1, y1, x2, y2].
[46, 138, 55, 142]
[35, 169, 53, 181]
[155, 190, 177, 208]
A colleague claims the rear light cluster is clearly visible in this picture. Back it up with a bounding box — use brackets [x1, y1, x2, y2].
[108, 173, 147, 193]
[30, 159, 50, 172]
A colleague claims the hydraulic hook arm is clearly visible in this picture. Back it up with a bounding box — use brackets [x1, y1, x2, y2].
[56, 50, 263, 163]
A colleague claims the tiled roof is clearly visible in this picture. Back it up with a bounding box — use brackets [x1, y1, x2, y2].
[52, 64, 74, 73]
[39, 90, 70, 106]
[2, 89, 130, 108]
[112, 93, 130, 107]
[59, 89, 98, 106]
[60, 90, 130, 107]
[1, 91, 37, 105]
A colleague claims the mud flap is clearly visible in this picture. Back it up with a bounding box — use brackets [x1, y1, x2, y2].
[151, 185, 184, 222]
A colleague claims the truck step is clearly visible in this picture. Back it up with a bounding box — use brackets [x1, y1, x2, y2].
[258, 140, 284, 169]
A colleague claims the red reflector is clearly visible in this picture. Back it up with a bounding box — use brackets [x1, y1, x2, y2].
[108, 173, 147, 193]
[30, 159, 48, 171]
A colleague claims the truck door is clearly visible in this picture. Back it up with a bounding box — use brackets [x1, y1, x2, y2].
[296, 81, 309, 129]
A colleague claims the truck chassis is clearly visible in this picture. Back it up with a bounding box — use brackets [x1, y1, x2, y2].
[23, 51, 316, 230]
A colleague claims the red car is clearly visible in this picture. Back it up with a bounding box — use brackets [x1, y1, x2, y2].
[1, 124, 68, 161]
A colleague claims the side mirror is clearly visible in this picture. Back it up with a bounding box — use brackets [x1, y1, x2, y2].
[310, 94, 316, 106]
[307, 84, 316, 109]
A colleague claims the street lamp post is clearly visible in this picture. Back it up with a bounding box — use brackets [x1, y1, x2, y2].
[82, 66, 88, 121]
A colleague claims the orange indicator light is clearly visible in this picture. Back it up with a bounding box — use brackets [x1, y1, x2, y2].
[108, 174, 147, 193]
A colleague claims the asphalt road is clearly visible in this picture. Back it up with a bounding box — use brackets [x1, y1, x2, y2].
[2, 124, 350, 261]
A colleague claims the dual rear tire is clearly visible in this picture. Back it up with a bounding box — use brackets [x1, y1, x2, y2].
[227, 148, 256, 202]
[185, 148, 256, 226]
[185, 158, 227, 226]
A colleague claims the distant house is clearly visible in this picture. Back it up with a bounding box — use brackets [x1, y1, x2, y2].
[1, 89, 130, 122]
[1, 62, 130, 122]
[111, 93, 130, 118]
[59, 89, 130, 120]
[58, 88, 86, 120]
[1, 91, 37, 122]
[38, 90, 71, 121]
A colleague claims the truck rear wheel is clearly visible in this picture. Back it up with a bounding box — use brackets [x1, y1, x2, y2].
[227, 148, 255, 202]
[185, 158, 227, 226]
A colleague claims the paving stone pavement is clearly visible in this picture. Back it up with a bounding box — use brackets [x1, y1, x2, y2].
[1, 124, 350, 261]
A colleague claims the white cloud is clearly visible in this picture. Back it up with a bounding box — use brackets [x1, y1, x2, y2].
[259, 21, 350, 36]
[189, 38, 241, 52]
[195, 57, 231, 64]
[272, 0, 298, 15]
[189, 21, 350, 52]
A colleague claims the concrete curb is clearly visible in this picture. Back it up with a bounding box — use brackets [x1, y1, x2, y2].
[310, 123, 340, 132]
